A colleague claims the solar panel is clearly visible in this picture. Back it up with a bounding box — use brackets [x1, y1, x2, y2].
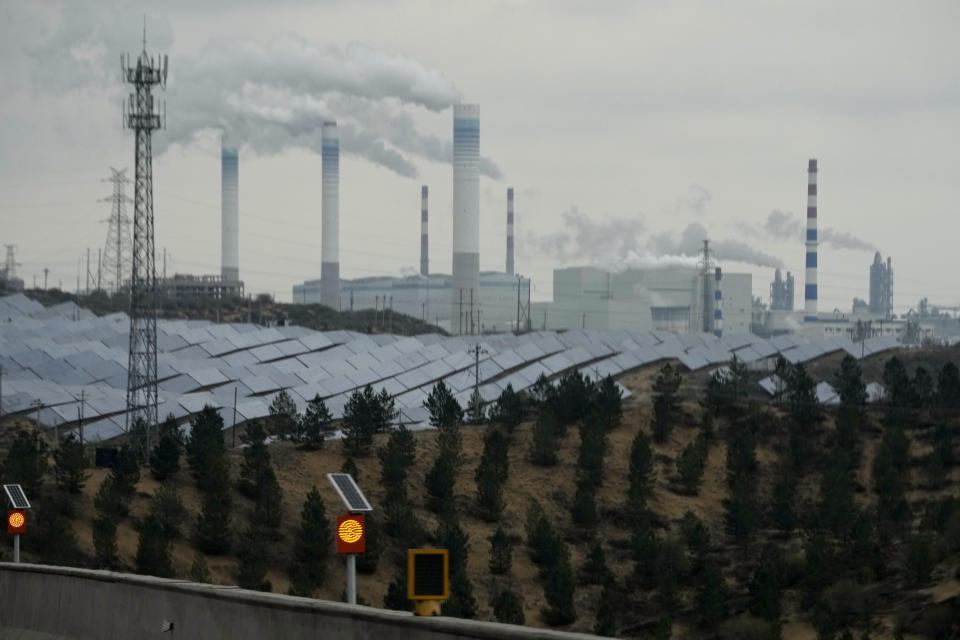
[4, 484, 31, 509]
[327, 473, 373, 513]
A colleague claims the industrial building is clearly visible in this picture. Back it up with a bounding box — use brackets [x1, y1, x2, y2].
[770, 269, 794, 311]
[158, 274, 244, 299]
[869, 252, 893, 319]
[530, 266, 752, 334]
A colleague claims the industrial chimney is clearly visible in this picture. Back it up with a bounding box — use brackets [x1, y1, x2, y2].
[321, 121, 340, 308]
[804, 159, 818, 322]
[451, 104, 480, 334]
[220, 135, 239, 283]
[714, 267, 723, 337]
[420, 185, 429, 276]
[506, 187, 515, 276]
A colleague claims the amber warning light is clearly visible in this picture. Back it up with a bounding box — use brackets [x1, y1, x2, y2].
[336, 514, 365, 554]
[8, 510, 25, 534]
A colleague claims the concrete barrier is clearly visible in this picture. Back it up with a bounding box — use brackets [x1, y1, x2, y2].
[0, 563, 601, 640]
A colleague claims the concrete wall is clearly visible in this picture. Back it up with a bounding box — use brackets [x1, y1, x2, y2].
[0, 563, 601, 640]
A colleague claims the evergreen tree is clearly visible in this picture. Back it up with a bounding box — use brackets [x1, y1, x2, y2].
[594, 375, 623, 431]
[698, 562, 727, 629]
[913, 367, 934, 407]
[383, 573, 409, 611]
[771, 456, 797, 532]
[355, 512, 381, 574]
[424, 380, 463, 434]
[150, 482, 188, 538]
[342, 385, 396, 457]
[577, 418, 607, 487]
[466, 388, 485, 424]
[443, 570, 478, 619]
[239, 421, 272, 499]
[819, 446, 855, 535]
[677, 433, 707, 495]
[581, 538, 611, 584]
[882, 356, 914, 409]
[526, 504, 563, 570]
[656, 535, 687, 612]
[873, 441, 907, 528]
[749, 546, 783, 624]
[136, 516, 174, 578]
[571, 477, 598, 528]
[195, 482, 232, 555]
[632, 523, 661, 588]
[341, 456, 360, 481]
[190, 552, 212, 583]
[488, 384, 524, 433]
[936, 361, 960, 408]
[35, 505, 81, 566]
[680, 510, 711, 573]
[186, 406, 227, 493]
[291, 487, 331, 591]
[53, 432, 88, 494]
[493, 589, 525, 625]
[542, 551, 576, 625]
[425, 454, 456, 514]
[92, 514, 118, 569]
[803, 531, 833, 608]
[489, 525, 513, 575]
[627, 430, 654, 516]
[149, 429, 181, 481]
[299, 395, 334, 449]
[553, 370, 596, 430]
[475, 460, 504, 522]
[530, 373, 557, 409]
[835, 355, 866, 456]
[594, 581, 617, 636]
[268, 389, 298, 440]
[2, 428, 47, 495]
[253, 469, 283, 536]
[652, 364, 682, 443]
[237, 523, 272, 591]
[109, 446, 141, 514]
[529, 409, 559, 466]
[906, 536, 933, 585]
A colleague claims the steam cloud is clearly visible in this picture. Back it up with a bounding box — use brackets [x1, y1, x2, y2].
[19, 6, 502, 179]
[762, 210, 875, 251]
[676, 184, 712, 216]
[528, 208, 784, 269]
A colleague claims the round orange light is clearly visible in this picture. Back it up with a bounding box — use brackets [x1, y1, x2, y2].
[338, 518, 363, 544]
[8, 512, 24, 529]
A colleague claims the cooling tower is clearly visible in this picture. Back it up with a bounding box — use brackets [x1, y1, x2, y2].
[804, 159, 818, 322]
[321, 121, 340, 308]
[420, 185, 429, 276]
[451, 104, 480, 334]
[506, 187, 515, 276]
[220, 136, 239, 282]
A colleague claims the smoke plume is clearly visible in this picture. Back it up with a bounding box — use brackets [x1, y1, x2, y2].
[527, 207, 646, 261]
[676, 184, 712, 216]
[18, 5, 502, 178]
[649, 222, 784, 268]
[762, 210, 875, 251]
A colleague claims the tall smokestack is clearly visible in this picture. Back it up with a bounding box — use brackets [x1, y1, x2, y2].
[506, 187, 515, 276]
[452, 104, 480, 334]
[714, 267, 723, 338]
[220, 135, 239, 282]
[420, 185, 429, 276]
[321, 121, 340, 308]
[804, 159, 818, 322]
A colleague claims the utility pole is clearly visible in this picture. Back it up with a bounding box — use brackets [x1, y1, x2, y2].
[122, 27, 168, 458]
[97, 248, 102, 291]
[85, 248, 91, 294]
[232, 386, 238, 448]
[469, 289, 475, 335]
[43, 268, 49, 290]
[459, 289, 463, 335]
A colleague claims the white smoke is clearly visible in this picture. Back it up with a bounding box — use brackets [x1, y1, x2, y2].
[762, 209, 875, 251]
[16, 4, 502, 179]
[648, 222, 784, 268]
[528, 207, 646, 261]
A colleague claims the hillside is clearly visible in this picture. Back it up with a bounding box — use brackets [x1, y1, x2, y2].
[1, 351, 959, 640]
[7, 286, 445, 336]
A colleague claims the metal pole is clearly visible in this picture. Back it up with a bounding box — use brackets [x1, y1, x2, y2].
[0, 364, 3, 419]
[13, 534, 19, 563]
[232, 386, 238, 448]
[346, 554, 357, 604]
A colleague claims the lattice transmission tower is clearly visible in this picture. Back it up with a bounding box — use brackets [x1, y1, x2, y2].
[100, 168, 133, 293]
[122, 30, 167, 451]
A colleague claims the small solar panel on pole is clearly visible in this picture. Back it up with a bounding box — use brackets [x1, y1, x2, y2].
[4, 484, 30, 563]
[327, 473, 372, 604]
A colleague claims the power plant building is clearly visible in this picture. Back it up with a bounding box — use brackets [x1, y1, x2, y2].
[869, 252, 893, 319]
[770, 269, 794, 311]
[530, 266, 751, 334]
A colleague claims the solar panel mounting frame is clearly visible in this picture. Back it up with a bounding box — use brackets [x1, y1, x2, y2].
[3, 484, 31, 509]
[327, 473, 373, 513]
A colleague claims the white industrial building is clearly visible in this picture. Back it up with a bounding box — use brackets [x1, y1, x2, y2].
[530, 266, 752, 334]
[294, 272, 530, 334]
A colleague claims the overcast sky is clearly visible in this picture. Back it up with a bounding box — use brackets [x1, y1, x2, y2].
[2, 0, 959, 314]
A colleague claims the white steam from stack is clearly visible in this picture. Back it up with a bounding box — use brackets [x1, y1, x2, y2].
[451, 104, 480, 334]
[220, 135, 239, 282]
[321, 121, 340, 308]
[506, 187, 514, 276]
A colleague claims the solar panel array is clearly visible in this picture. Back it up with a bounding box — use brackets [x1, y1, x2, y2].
[0, 293, 902, 441]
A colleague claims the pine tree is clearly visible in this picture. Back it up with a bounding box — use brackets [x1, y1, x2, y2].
[35, 504, 81, 566]
[149, 430, 180, 481]
[109, 446, 140, 515]
[3, 429, 47, 495]
[341, 456, 360, 481]
[342, 385, 396, 457]
[355, 512, 381, 574]
[493, 589, 525, 625]
[291, 487, 330, 591]
[529, 409, 559, 466]
[581, 539, 611, 584]
[542, 551, 576, 625]
[136, 516, 174, 578]
[488, 384, 524, 433]
[771, 456, 797, 532]
[425, 454, 456, 514]
[577, 418, 607, 487]
[53, 432, 88, 494]
[238, 421, 271, 499]
[196, 484, 232, 555]
[186, 406, 226, 493]
[237, 523, 272, 591]
[150, 482, 188, 539]
[749, 546, 783, 624]
[475, 461, 504, 522]
[190, 552, 212, 583]
[677, 435, 707, 495]
[383, 573, 409, 611]
[300, 394, 334, 450]
[656, 535, 687, 612]
[627, 430, 654, 514]
[424, 380, 463, 432]
[698, 562, 727, 629]
[571, 477, 598, 528]
[489, 526, 513, 575]
[594, 375, 623, 431]
[92, 514, 118, 569]
[553, 370, 596, 430]
[594, 581, 617, 636]
[819, 446, 855, 535]
[466, 388, 485, 424]
[268, 389, 298, 440]
[936, 361, 960, 408]
[914, 367, 934, 407]
[253, 469, 283, 537]
[443, 570, 478, 619]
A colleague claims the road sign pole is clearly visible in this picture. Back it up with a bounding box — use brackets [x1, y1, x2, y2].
[13, 533, 19, 564]
[346, 554, 356, 604]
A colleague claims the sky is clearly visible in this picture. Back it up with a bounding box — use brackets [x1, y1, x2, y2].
[1, 0, 959, 314]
